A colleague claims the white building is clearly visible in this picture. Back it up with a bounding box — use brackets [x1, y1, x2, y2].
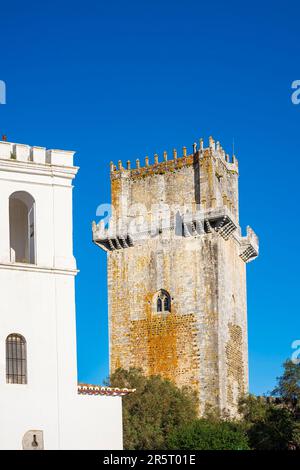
[0, 140, 128, 450]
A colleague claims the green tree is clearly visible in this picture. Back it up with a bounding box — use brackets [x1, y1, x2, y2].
[239, 395, 300, 450]
[238, 394, 268, 424]
[107, 368, 197, 450]
[167, 419, 249, 450]
[272, 360, 300, 410]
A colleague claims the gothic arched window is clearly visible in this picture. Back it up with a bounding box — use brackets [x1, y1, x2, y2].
[156, 290, 171, 313]
[6, 334, 27, 384]
[9, 191, 36, 264]
[164, 295, 170, 312]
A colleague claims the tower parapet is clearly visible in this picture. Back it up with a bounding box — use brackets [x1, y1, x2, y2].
[0, 140, 75, 167]
[93, 136, 257, 261]
[108, 136, 238, 178]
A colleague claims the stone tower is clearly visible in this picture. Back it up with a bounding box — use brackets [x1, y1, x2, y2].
[93, 136, 258, 416]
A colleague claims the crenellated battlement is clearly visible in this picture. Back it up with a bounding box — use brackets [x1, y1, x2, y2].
[0, 139, 75, 167]
[109, 136, 238, 179]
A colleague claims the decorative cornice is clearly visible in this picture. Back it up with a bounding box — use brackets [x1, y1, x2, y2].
[0, 157, 79, 180]
[0, 262, 79, 276]
[92, 206, 239, 252]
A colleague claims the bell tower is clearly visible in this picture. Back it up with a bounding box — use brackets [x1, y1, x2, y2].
[0, 139, 123, 449]
[93, 136, 259, 416]
[0, 140, 79, 448]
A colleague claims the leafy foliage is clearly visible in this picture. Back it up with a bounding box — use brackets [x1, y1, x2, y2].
[238, 394, 269, 424]
[107, 361, 300, 450]
[108, 368, 197, 450]
[239, 394, 300, 450]
[272, 360, 300, 409]
[167, 419, 249, 450]
[239, 361, 300, 450]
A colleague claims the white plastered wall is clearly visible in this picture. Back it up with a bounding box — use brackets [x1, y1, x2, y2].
[0, 143, 123, 449]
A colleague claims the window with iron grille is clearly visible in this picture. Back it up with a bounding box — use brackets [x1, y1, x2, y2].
[6, 334, 27, 384]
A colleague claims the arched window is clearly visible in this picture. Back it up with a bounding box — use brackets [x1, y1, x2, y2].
[164, 295, 170, 312]
[156, 290, 171, 313]
[9, 191, 35, 264]
[6, 334, 27, 384]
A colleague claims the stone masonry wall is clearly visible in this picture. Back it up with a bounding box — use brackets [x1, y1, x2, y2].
[102, 138, 254, 417]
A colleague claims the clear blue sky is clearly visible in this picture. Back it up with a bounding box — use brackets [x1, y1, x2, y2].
[1, 0, 299, 395]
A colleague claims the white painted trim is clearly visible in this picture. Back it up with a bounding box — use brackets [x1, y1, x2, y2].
[0, 262, 79, 276]
[0, 158, 79, 179]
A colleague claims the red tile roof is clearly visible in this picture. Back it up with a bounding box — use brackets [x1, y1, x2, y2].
[78, 383, 135, 397]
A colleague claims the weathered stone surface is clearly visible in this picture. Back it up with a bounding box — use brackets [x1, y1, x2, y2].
[94, 138, 259, 417]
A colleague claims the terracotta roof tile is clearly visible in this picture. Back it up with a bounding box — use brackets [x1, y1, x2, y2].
[78, 383, 135, 397]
